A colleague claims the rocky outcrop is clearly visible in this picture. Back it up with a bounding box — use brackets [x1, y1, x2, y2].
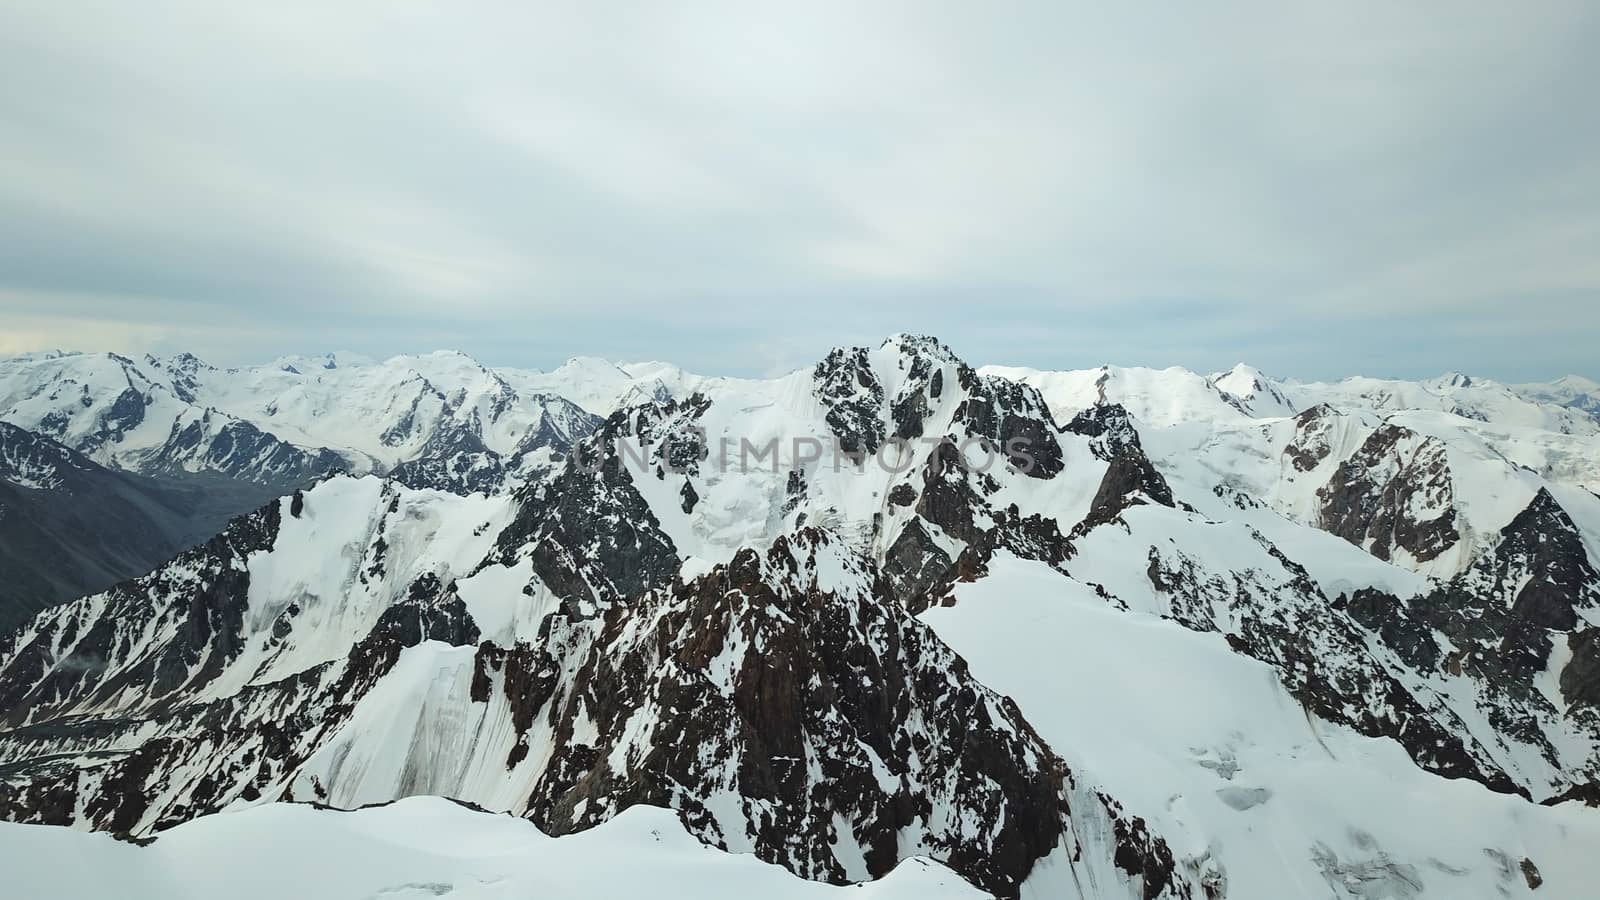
[1142, 535, 1520, 795]
[467, 529, 1181, 897]
[492, 408, 682, 607]
[1283, 404, 1341, 473]
[1318, 424, 1460, 563]
[1065, 403, 1177, 535]
[1412, 489, 1600, 771]
[1064, 402, 1141, 458]
[814, 347, 886, 456]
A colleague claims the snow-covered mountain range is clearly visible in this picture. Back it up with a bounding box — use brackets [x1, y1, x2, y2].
[1, 335, 1597, 898]
[0, 349, 604, 495]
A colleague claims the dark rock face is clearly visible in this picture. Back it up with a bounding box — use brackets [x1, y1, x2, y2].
[1561, 629, 1600, 712]
[1063, 404, 1177, 536]
[813, 347, 886, 456]
[95, 388, 148, 447]
[493, 405, 682, 607]
[882, 519, 955, 606]
[477, 531, 1077, 898]
[368, 574, 481, 647]
[1342, 588, 1441, 671]
[915, 441, 997, 546]
[1064, 402, 1142, 460]
[1487, 490, 1600, 632]
[950, 373, 1065, 480]
[1318, 424, 1460, 563]
[1413, 489, 1600, 766]
[890, 351, 936, 441]
[1101, 795, 1179, 900]
[1521, 857, 1543, 890]
[1079, 452, 1177, 534]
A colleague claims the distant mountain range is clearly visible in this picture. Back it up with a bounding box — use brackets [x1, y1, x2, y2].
[1, 335, 1597, 898]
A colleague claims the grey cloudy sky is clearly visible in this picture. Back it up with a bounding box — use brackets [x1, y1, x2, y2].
[2, 1, 1597, 381]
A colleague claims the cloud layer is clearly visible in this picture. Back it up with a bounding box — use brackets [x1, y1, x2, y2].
[2, 1, 1596, 379]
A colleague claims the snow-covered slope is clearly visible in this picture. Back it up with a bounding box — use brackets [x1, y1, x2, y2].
[984, 363, 1250, 428]
[0, 797, 985, 900]
[928, 556, 1597, 899]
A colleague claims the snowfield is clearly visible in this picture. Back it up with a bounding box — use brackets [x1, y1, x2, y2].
[0, 797, 986, 900]
[926, 556, 1600, 899]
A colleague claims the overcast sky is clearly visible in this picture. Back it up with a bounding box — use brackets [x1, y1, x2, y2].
[2, 1, 1597, 381]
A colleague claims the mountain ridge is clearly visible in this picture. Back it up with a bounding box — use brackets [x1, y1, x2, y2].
[0, 333, 1597, 898]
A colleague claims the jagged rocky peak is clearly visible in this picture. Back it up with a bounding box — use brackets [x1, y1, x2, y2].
[0, 474, 509, 726]
[512, 394, 602, 454]
[470, 528, 1170, 898]
[1132, 522, 1524, 795]
[878, 331, 964, 364]
[143, 352, 213, 403]
[149, 351, 212, 373]
[152, 410, 350, 490]
[1398, 487, 1600, 788]
[1078, 448, 1177, 534]
[1416, 488, 1598, 654]
[6, 340, 1600, 896]
[810, 334, 1066, 479]
[0, 502, 1189, 898]
[1486, 488, 1600, 629]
